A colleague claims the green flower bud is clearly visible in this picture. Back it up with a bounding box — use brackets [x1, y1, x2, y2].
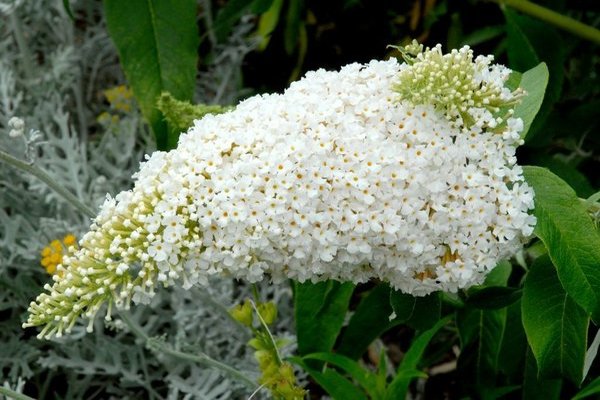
[229, 299, 253, 327]
[257, 301, 278, 325]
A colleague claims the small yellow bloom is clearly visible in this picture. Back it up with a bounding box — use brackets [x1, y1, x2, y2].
[50, 240, 62, 252]
[63, 234, 76, 246]
[103, 85, 134, 113]
[41, 247, 52, 257]
[40, 234, 78, 275]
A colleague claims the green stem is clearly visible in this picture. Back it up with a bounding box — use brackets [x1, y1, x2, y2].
[491, 0, 600, 44]
[0, 149, 96, 219]
[249, 300, 283, 365]
[0, 387, 37, 400]
[119, 312, 256, 389]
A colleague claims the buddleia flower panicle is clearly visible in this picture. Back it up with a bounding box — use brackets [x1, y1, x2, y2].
[24, 44, 536, 339]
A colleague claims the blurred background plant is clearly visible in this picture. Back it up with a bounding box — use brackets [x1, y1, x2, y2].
[0, 0, 599, 398]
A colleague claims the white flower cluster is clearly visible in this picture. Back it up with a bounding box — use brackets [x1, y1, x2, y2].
[25, 47, 536, 338]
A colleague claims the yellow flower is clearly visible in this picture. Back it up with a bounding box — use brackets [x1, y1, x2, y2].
[40, 234, 78, 275]
[103, 85, 133, 113]
[63, 234, 77, 246]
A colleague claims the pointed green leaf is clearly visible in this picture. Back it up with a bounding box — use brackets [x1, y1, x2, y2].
[573, 376, 600, 400]
[522, 255, 589, 384]
[289, 356, 368, 400]
[523, 348, 562, 400]
[338, 284, 400, 360]
[294, 281, 354, 356]
[302, 352, 378, 398]
[513, 63, 548, 139]
[103, 0, 199, 150]
[385, 316, 451, 400]
[389, 291, 442, 331]
[523, 166, 600, 321]
[497, 302, 527, 377]
[456, 262, 511, 385]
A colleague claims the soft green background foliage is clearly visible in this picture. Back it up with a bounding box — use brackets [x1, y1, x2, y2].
[104, 0, 199, 150]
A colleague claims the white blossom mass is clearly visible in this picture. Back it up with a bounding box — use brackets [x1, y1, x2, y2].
[25, 45, 535, 338]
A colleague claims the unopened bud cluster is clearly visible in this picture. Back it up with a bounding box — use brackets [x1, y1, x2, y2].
[24, 45, 535, 339]
[394, 41, 524, 129]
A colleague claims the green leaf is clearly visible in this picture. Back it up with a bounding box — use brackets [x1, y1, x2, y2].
[523, 166, 600, 321]
[338, 284, 400, 360]
[522, 255, 589, 384]
[513, 63, 549, 139]
[62, 0, 75, 20]
[251, 0, 275, 13]
[504, 9, 564, 143]
[456, 262, 511, 385]
[103, 0, 199, 150]
[213, 0, 255, 41]
[389, 291, 442, 331]
[283, 0, 302, 55]
[466, 287, 522, 310]
[457, 307, 507, 384]
[531, 155, 595, 198]
[385, 316, 451, 400]
[389, 290, 417, 321]
[573, 376, 600, 400]
[294, 281, 354, 356]
[523, 348, 562, 400]
[302, 352, 379, 398]
[289, 356, 368, 400]
[497, 302, 527, 377]
[460, 25, 505, 47]
[255, 0, 284, 51]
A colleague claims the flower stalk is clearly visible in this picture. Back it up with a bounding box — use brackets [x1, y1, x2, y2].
[491, 0, 600, 44]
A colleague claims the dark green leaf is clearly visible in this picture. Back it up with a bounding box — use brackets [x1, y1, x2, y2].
[290, 356, 368, 400]
[213, 0, 255, 41]
[573, 376, 600, 400]
[466, 286, 522, 310]
[385, 316, 451, 400]
[251, 0, 275, 13]
[498, 302, 527, 377]
[522, 255, 589, 384]
[62, 0, 75, 20]
[407, 293, 441, 331]
[389, 291, 442, 331]
[456, 262, 511, 385]
[294, 281, 354, 355]
[523, 348, 562, 400]
[504, 9, 564, 143]
[284, 0, 302, 55]
[389, 290, 416, 321]
[338, 284, 400, 360]
[103, 0, 199, 150]
[460, 25, 505, 47]
[302, 352, 378, 398]
[531, 155, 595, 198]
[523, 166, 600, 321]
